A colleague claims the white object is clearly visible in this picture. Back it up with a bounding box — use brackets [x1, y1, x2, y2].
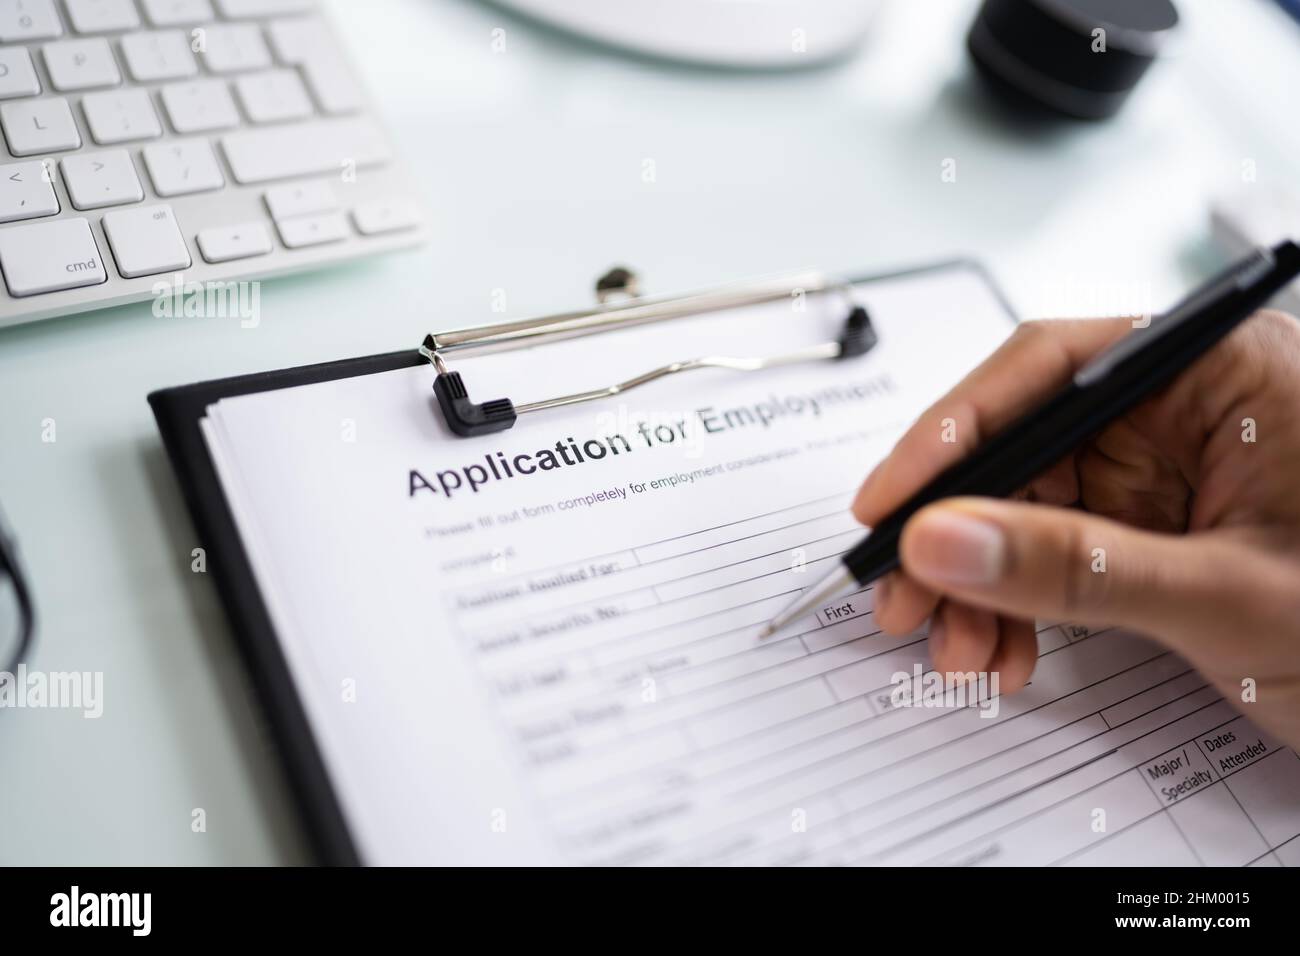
[201, 23, 272, 73]
[234, 68, 312, 123]
[267, 15, 362, 114]
[0, 159, 59, 223]
[81, 89, 162, 144]
[0, 0, 62, 42]
[0, 97, 80, 154]
[494, 0, 880, 68]
[264, 178, 336, 220]
[196, 221, 272, 262]
[139, 0, 212, 27]
[159, 79, 240, 133]
[0, 217, 105, 295]
[143, 138, 224, 195]
[42, 37, 122, 91]
[220, 117, 390, 184]
[102, 203, 191, 276]
[216, 0, 312, 17]
[64, 0, 141, 33]
[275, 210, 347, 247]
[0, 48, 41, 99]
[119, 29, 197, 80]
[61, 150, 144, 210]
[352, 199, 420, 236]
[0, 1, 424, 328]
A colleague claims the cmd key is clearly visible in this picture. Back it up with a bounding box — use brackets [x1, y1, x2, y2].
[0, 218, 107, 296]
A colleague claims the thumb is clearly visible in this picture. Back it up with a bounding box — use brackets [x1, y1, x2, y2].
[898, 497, 1245, 640]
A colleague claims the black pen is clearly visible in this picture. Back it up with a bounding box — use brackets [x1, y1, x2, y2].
[760, 240, 1300, 638]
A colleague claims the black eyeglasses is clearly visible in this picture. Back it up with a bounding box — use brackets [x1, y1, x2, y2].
[0, 510, 34, 675]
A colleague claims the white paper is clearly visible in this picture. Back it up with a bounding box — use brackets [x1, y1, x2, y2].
[201, 264, 1300, 865]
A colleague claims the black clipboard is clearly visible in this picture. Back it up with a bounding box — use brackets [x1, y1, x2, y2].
[149, 349, 424, 866]
[147, 260, 1017, 865]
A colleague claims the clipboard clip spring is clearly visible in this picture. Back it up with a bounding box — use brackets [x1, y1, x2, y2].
[421, 272, 878, 437]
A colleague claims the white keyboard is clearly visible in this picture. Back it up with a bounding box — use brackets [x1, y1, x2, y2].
[0, 0, 424, 328]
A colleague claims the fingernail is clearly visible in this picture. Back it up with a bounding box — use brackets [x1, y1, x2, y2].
[908, 510, 1006, 586]
[928, 615, 947, 660]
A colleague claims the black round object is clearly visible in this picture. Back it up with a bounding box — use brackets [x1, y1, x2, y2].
[967, 0, 1179, 120]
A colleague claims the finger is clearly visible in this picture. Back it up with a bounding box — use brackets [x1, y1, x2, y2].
[1004, 454, 1078, 512]
[871, 572, 893, 620]
[898, 497, 1279, 644]
[1023, 454, 1079, 506]
[853, 318, 1131, 527]
[987, 616, 1037, 693]
[873, 571, 939, 635]
[928, 600, 999, 677]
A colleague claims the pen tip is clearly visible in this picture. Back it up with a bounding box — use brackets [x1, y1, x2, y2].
[757, 623, 776, 640]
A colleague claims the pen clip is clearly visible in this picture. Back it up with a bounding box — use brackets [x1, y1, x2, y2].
[1072, 246, 1276, 389]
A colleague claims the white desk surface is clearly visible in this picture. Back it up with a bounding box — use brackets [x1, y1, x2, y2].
[2, 0, 1297, 864]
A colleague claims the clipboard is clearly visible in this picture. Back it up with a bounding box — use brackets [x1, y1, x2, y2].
[147, 258, 1017, 865]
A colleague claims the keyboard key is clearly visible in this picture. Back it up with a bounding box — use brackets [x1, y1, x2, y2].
[0, 0, 62, 42]
[120, 29, 197, 81]
[300, 57, 361, 116]
[0, 159, 58, 223]
[197, 221, 271, 262]
[65, 0, 140, 33]
[103, 203, 191, 277]
[0, 48, 41, 99]
[267, 17, 362, 115]
[264, 178, 335, 220]
[266, 16, 314, 62]
[200, 22, 270, 73]
[0, 217, 106, 296]
[143, 137, 223, 195]
[234, 69, 312, 123]
[43, 37, 121, 91]
[141, 0, 212, 26]
[352, 200, 420, 236]
[0, 97, 80, 154]
[82, 88, 162, 143]
[221, 117, 390, 184]
[276, 211, 347, 248]
[217, 0, 311, 17]
[160, 78, 238, 133]
[61, 149, 143, 209]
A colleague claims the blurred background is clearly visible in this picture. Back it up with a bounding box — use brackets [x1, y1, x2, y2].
[1, 0, 1298, 863]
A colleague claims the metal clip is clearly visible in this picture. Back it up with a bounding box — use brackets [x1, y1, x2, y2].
[420, 271, 877, 437]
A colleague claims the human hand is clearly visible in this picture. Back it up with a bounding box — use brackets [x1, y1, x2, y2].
[852, 310, 1300, 748]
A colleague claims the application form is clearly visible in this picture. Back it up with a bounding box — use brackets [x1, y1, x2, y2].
[200, 264, 1300, 865]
